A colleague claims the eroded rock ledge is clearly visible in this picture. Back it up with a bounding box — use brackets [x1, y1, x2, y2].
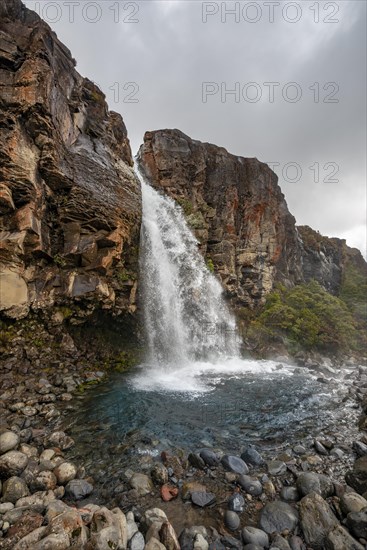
[0, 0, 141, 323]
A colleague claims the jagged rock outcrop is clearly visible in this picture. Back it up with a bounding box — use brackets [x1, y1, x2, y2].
[298, 225, 367, 295]
[0, 0, 141, 322]
[138, 129, 303, 308]
[138, 130, 367, 310]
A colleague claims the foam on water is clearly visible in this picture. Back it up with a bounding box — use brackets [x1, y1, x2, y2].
[130, 357, 296, 394]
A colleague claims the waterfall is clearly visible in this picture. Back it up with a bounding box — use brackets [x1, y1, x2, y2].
[137, 166, 240, 366]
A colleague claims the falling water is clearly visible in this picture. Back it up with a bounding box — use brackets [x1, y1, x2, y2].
[137, 167, 239, 366]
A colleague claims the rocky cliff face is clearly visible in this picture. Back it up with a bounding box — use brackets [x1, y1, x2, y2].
[297, 225, 366, 294]
[0, 0, 141, 324]
[138, 129, 304, 308]
[138, 130, 367, 310]
[0, 0, 365, 362]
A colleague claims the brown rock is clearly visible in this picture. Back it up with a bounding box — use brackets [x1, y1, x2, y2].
[138, 129, 303, 309]
[138, 130, 367, 312]
[7, 510, 43, 539]
[159, 520, 180, 550]
[160, 484, 179, 502]
[0, 0, 141, 323]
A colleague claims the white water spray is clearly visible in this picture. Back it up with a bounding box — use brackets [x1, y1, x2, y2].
[137, 167, 239, 367]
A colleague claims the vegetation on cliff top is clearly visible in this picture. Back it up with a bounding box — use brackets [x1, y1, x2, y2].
[244, 280, 365, 355]
[339, 263, 367, 323]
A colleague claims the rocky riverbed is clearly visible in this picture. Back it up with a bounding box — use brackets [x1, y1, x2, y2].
[1, 353, 367, 549]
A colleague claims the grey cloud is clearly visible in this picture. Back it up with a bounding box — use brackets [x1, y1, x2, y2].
[24, 0, 366, 255]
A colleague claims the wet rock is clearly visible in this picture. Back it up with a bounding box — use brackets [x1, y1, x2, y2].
[237, 475, 262, 496]
[160, 484, 179, 502]
[18, 459, 40, 487]
[15, 492, 49, 514]
[33, 532, 70, 549]
[45, 500, 72, 522]
[299, 491, 338, 549]
[141, 508, 168, 533]
[200, 449, 219, 467]
[13, 526, 48, 550]
[31, 470, 57, 491]
[90, 507, 127, 549]
[241, 445, 265, 467]
[151, 463, 169, 485]
[91, 526, 123, 550]
[228, 493, 245, 512]
[179, 526, 208, 550]
[40, 449, 56, 462]
[0, 431, 20, 454]
[289, 535, 306, 550]
[182, 481, 207, 500]
[221, 535, 242, 549]
[7, 510, 43, 540]
[280, 486, 299, 502]
[19, 444, 38, 458]
[224, 511, 240, 531]
[22, 406, 37, 417]
[64, 479, 93, 500]
[346, 456, 367, 495]
[353, 441, 367, 457]
[0, 502, 14, 514]
[160, 520, 180, 550]
[129, 530, 145, 550]
[263, 479, 276, 498]
[188, 453, 206, 470]
[53, 462, 77, 485]
[191, 491, 216, 507]
[270, 534, 291, 549]
[341, 492, 367, 515]
[161, 452, 184, 477]
[0, 450, 28, 477]
[296, 472, 333, 498]
[79, 503, 100, 525]
[111, 507, 128, 548]
[325, 524, 364, 549]
[145, 537, 166, 550]
[129, 473, 154, 496]
[194, 533, 209, 550]
[47, 431, 74, 451]
[293, 445, 306, 456]
[314, 440, 329, 455]
[47, 506, 85, 536]
[330, 448, 344, 460]
[1, 476, 29, 503]
[347, 508, 367, 539]
[208, 539, 225, 550]
[242, 526, 269, 547]
[259, 501, 299, 534]
[267, 460, 287, 476]
[221, 455, 249, 475]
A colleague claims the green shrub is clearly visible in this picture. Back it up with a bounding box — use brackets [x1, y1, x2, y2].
[113, 350, 139, 373]
[53, 254, 66, 267]
[177, 198, 193, 216]
[251, 280, 361, 353]
[206, 257, 215, 273]
[339, 263, 367, 322]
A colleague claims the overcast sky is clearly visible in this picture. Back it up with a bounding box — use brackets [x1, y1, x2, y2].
[25, 0, 367, 256]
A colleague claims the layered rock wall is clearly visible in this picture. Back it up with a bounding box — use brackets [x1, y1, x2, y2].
[0, 0, 141, 323]
[138, 129, 303, 308]
[138, 129, 367, 309]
